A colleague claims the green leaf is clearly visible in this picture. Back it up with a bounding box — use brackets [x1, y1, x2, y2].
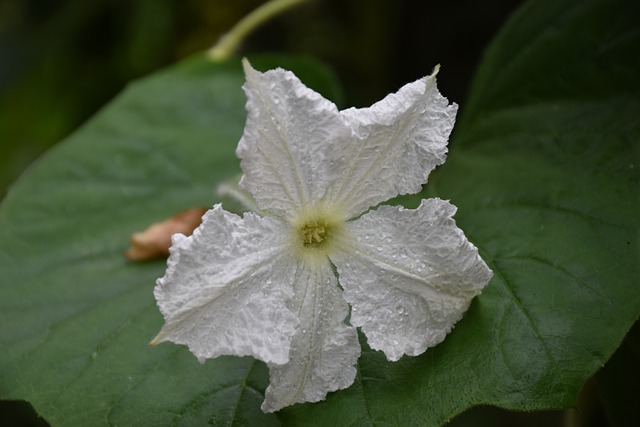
[283, 0, 640, 424]
[1, 0, 638, 426]
[0, 54, 342, 426]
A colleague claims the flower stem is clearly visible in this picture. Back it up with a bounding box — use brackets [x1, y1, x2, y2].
[207, 0, 311, 62]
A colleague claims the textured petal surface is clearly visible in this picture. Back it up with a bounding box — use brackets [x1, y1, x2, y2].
[325, 68, 458, 218]
[261, 258, 360, 412]
[332, 199, 492, 361]
[237, 60, 353, 220]
[153, 205, 299, 365]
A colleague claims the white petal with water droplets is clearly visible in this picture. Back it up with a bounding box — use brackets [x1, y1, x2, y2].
[152, 61, 492, 413]
[332, 199, 492, 361]
[262, 258, 360, 412]
[237, 59, 353, 220]
[325, 67, 458, 218]
[153, 205, 299, 365]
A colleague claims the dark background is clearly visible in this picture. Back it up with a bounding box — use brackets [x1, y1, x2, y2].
[0, 0, 522, 198]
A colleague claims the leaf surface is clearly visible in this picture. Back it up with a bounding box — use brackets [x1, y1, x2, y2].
[0, 54, 339, 427]
[281, 0, 640, 424]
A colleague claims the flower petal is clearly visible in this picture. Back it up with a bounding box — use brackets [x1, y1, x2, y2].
[261, 259, 360, 412]
[237, 59, 352, 220]
[326, 67, 458, 217]
[152, 205, 299, 365]
[332, 198, 492, 361]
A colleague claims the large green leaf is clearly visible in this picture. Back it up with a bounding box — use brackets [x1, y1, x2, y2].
[0, 54, 341, 426]
[282, 0, 639, 422]
[1, 0, 638, 426]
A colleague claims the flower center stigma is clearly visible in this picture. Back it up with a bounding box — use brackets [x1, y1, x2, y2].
[291, 205, 346, 258]
[300, 220, 328, 246]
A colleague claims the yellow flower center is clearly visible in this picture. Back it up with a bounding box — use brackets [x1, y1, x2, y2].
[290, 205, 347, 261]
[300, 220, 328, 246]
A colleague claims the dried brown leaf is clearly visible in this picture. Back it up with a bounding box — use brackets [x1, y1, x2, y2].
[126, 207, 207, 261]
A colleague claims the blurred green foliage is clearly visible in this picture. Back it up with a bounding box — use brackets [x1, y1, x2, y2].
[0, 0, 521, 198]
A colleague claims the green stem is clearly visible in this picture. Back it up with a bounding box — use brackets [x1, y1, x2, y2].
[207, 0, 312, 61]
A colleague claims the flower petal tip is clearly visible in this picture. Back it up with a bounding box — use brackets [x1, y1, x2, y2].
[241, 57, 258, 78]
[148, 334, 163, 347]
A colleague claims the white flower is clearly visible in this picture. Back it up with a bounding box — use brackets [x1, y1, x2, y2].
[152, 59, 493, 412]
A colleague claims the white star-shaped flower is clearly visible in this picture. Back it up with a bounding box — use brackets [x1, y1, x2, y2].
[152, 59, 493, 412]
